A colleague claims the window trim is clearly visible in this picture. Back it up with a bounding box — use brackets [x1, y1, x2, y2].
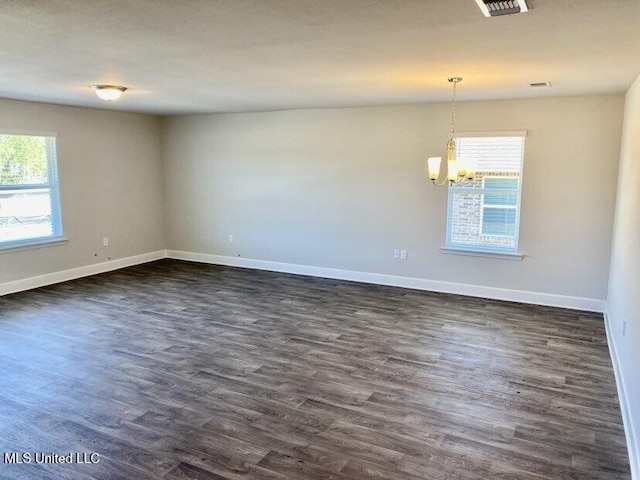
[444, 131, 526, 256]
[440, 246, 524, 261]
[0, 236, 68, 254]
[0, 129, 64, 249]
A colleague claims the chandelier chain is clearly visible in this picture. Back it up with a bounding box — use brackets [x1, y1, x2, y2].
[449, 79, 458, 142]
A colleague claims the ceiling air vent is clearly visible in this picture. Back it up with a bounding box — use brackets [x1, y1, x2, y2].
[530, 82, 551, 88]
[474, 0, 529, 17]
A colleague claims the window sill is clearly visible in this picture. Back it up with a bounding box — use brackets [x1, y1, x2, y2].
[440, 246, 523, 261]
[0, 237, 68, 254]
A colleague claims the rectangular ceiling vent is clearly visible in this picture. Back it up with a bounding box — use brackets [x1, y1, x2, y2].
[474, 0, 529, 17]
[530, 81, 551, 88]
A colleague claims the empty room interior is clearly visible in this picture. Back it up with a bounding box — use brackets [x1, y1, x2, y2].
[1, 1, 639, 479]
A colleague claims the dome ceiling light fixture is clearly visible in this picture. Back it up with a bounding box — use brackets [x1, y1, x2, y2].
[91, 85, 128, 102]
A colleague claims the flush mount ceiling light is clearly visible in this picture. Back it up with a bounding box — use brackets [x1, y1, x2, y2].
[91, 85, 127, 102]
[427, 77, 476, 186]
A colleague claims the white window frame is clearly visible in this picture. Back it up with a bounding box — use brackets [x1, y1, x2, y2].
[442, 131, 526, 260]
[0, 129, 65, 251]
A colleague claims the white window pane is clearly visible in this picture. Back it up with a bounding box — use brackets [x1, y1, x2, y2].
[484, 177, 519, 190]
[0, 134, 49, 185]
[449, 191, 484, 244]
[0, 189, 54, 242]
[446, 134, 524, 253]
[0, 133, 62, 246]
[484, 192, 518, 206]
[482, 207, 517, 236]
[457, 136, 524, 173]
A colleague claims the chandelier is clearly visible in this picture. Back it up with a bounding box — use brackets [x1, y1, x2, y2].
[427, 77, 476, 186]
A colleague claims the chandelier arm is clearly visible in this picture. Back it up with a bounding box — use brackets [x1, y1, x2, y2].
[459, 177, 475, 186]
[453, 176, 471, 186]
[432, 176, 449, 186]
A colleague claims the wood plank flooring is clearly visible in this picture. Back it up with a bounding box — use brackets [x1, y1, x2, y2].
[0, 259, 630, 479]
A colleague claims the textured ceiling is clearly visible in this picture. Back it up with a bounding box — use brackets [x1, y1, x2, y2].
[0, 0, 639, 115]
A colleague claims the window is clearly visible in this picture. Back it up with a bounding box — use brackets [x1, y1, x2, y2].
[0, 132, 63, 248]
[446, 133, 525, 253]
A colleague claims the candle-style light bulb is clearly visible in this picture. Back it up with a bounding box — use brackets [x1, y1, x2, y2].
[427, 157, 442, 180]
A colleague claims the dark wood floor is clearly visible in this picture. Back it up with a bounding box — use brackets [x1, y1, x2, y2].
[0, 259, 630, 479]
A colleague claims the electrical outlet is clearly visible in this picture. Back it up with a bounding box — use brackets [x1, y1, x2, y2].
[393, 249, 400, 259]
[228, 234, 234, 243]
[400, 250, 407, 260]
[623, 320, 627, 336]
[102, 237, 109, 247]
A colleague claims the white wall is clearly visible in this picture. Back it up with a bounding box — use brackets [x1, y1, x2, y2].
[607, 75, 640, 477]
[162, 95, 623, 304]
[0, 99, 165, 284]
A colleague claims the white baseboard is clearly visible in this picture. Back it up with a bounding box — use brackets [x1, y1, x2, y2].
[0, 250, 167, 297]
[604, 309, 638, 480]
[166, 250, 605, 312]
[1, 248, 605, 313]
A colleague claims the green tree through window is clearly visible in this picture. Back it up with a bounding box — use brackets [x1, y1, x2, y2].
[0, 134, 48, 185]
